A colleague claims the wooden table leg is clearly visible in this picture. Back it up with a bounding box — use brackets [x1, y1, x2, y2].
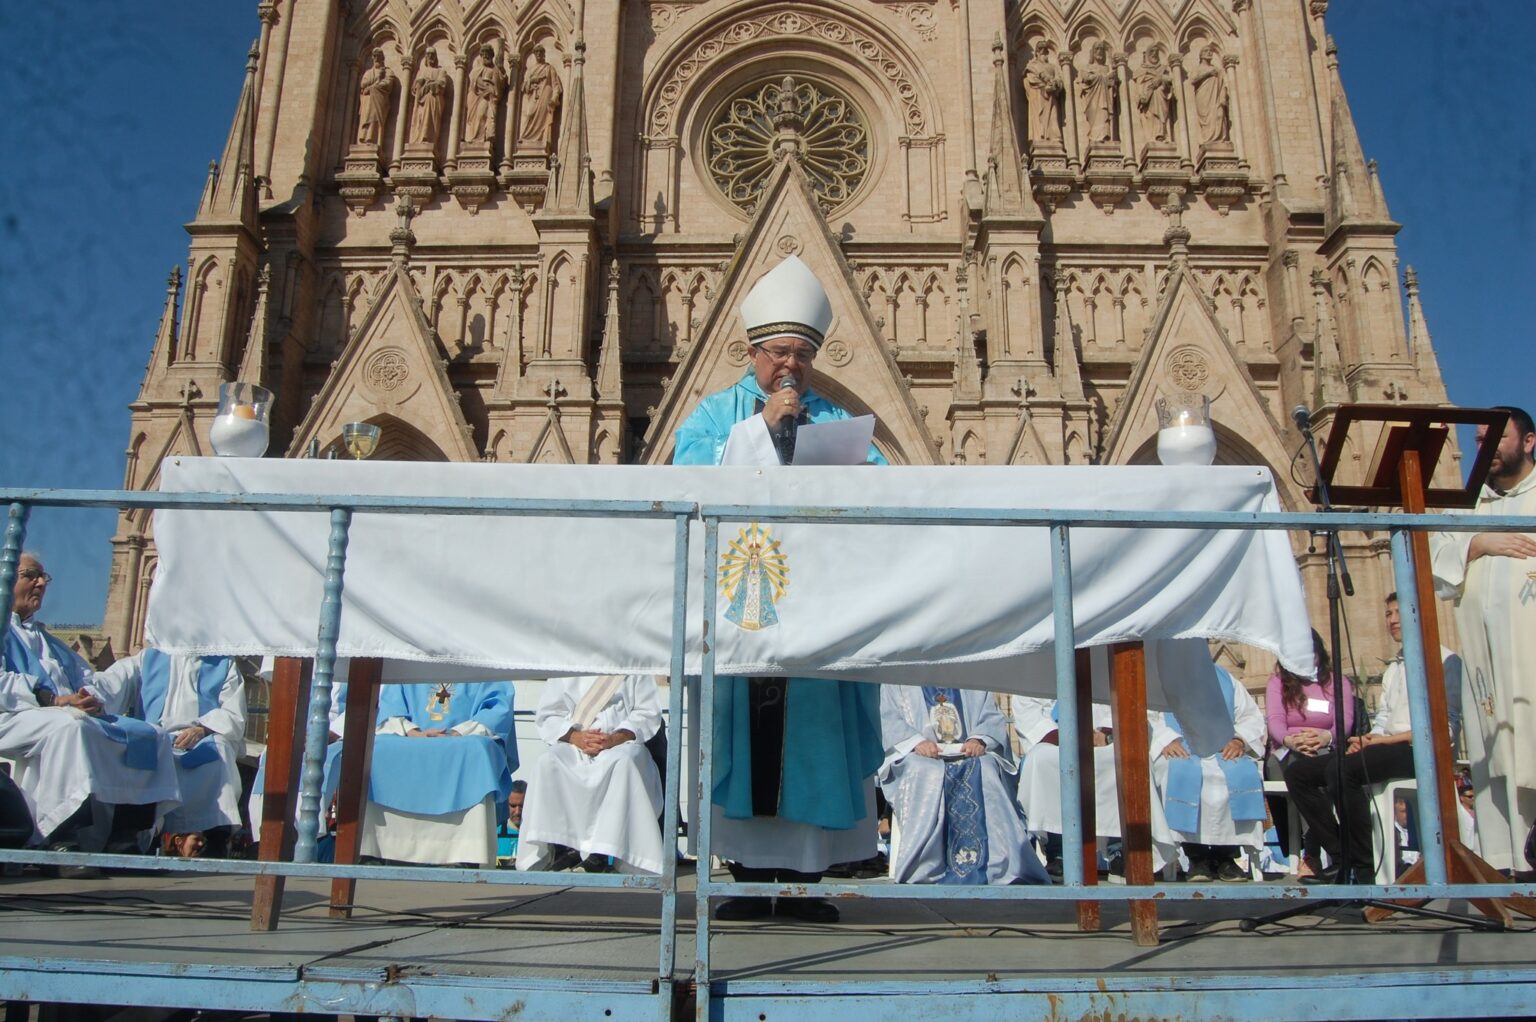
[251, 657, 312, 932]
[1074, 648, 1100, 933]
[1110, 642, 1159, 947]
[329, 658, 383, 919]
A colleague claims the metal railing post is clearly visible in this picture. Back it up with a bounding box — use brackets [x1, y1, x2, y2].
[295, 507, 353, 864]
[0, 503, 30, 625]
[656, 510, 691, 1020]
[695, 516, 721, 1022]
[1051, 523, 1085, 887]
[1389, 527, 1449, 884]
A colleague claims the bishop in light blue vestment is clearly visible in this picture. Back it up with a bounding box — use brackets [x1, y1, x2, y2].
[675, 370, 885, 874]
[880, 685, 1049, 885]
[363, 681, 517, 866]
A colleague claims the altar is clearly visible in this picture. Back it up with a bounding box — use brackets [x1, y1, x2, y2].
[145, 457, 1315, 943]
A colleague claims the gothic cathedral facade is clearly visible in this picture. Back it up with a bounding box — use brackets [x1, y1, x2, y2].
[105, 0, 1455, 690]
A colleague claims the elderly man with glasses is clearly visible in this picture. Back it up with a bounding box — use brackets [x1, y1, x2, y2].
[2, 554, 179, 869]
[672, 256, 885, 923]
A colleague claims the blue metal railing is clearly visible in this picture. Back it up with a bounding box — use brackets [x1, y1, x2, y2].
[1, 484, 1534, 1021]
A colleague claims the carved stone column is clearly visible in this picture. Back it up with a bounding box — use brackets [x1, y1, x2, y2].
[499, 53, 519, 176]
[1172, 55, 1198, 171]
[1060, 52, 1083, 173]
[444, 53, 468, 171]
[389, 59, 414, 173]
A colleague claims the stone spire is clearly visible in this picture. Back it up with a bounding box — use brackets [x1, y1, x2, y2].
[547, 19, 591, 214]
[1323, 36, 1389, 234]
[237, 263, 272, 385]
[198, 40, 261, 232]
[1404, 266, 1448, 394]
[1051, 271, 1085, 400]
[1310, 267, 1349, 408]
[595, 261, 624, 401]
[139, 267, 182, 399]
[983, 35, 1039, 219]
[953, 257, 983, 401]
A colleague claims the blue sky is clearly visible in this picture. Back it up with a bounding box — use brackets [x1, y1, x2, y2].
[1, 1, 1531, 625]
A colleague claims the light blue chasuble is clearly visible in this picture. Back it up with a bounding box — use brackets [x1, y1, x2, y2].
[676, 372, 885, 830]
[369, 682, 517, 823]
[1162, 668, 1265, 834]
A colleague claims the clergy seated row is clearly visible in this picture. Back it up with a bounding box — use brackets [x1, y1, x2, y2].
[4, 556, 247, 867]
[1013, 678, 1266, 881]
[248, 673, 664, 874]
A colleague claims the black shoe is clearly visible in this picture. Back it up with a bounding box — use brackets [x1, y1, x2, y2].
[547, 845, 582, 872]
[580, 853, 616, 873]
[41, 842, 105, 881]
[1214, 858, 1249, 883]
[1044, 857, 1064, 880]
[714, 896, 774, 921]
[776, 896, 840, 923]
[1300, 864, 1365, 886]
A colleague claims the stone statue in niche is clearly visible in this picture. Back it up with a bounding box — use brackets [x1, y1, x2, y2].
[1190, 44, 1231, 146]
[408, 49, 450, 147]
[516, 46, 563, 152]
[1133, 44, 1174, 143]
[1078, 41, 1118, 144]
[1023, 40, 1064, 143]
[463, 44, 506, 145]
[355, 48, 395, 146]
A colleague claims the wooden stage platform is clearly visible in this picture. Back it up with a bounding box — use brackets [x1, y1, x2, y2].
[2, 868, 1534, 1021]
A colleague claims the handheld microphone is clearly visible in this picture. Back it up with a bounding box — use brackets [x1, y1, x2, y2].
[1291, 405, 1312, 432]
[772, 376, 801, 463]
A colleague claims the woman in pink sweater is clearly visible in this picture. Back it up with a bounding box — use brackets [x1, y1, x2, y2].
[1267, 631, 1355, 871]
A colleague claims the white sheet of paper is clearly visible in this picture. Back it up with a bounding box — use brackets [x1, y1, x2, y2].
[792, 415, 875, 465]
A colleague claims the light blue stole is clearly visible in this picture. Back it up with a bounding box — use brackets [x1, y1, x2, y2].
[1162, 668, 1265, 833]
[4, 620, 160, 770]
[923, 687, 988, 885]
[141, 649, 230, 769]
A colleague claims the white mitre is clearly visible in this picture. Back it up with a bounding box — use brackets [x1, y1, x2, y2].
[739, 255, 834, 348]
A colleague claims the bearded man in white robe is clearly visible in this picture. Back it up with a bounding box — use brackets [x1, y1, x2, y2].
[518, 674, 665, 874]
[95, 648, 246, 842]
[1431, 406, 1536, 873]
[2, 554, 179, 852]
[1014, 696, 1175, 873]
[879, 685, 1048, 885]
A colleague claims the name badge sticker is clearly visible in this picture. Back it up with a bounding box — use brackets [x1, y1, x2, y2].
[1305, 697, 1331, 714]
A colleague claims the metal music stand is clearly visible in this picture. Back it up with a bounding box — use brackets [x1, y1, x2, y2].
[1321, 404, 1536, 927]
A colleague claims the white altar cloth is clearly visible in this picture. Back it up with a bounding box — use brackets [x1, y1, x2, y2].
[146, 459, 1312, 755]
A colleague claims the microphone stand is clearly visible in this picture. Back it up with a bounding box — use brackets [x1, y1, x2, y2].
[1242, 412, 1493, 932]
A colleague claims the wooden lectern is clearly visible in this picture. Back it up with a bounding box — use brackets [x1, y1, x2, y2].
[1313, 404, 1536, 927]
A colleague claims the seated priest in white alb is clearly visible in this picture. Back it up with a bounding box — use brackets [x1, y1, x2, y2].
[2, 554, 180, 855]
[518, 674, 666, 875]
[94, 647, 247, 850]
[879, 684, 1049, 885]
[1013, 696, 1176, 874]
[362, 681, 517, 867]
[1149, 666, 1266, 882]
